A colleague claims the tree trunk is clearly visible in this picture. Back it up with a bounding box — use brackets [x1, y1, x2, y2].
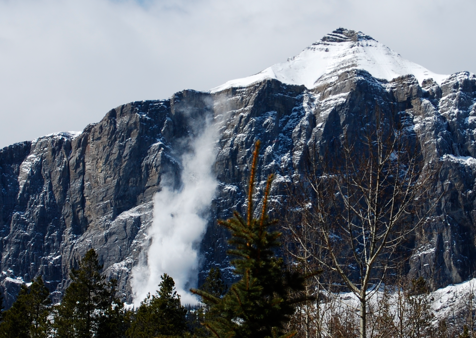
[360, 296, 367, 338]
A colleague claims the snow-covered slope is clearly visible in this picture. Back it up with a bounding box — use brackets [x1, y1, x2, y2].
[319, 278, 476, 331]
[211, 28, 448, 92]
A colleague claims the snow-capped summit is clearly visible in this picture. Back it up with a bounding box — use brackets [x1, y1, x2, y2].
[211, 28, 448, 92]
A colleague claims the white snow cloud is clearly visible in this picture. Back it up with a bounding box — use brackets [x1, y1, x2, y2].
[131, 113, 219, 306]
[0, 0, 475, 148]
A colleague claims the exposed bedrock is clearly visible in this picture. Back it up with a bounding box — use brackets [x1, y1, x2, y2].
[1, 70, 476, 307]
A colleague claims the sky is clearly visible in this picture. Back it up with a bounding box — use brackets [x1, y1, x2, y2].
[0, 0, 475, 148]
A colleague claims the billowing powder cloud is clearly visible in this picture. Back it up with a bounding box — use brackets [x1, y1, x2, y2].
[131, 116, 218, 306]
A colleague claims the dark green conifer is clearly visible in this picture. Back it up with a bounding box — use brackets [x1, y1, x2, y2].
[127, 273, 187, 338]
[0, 285, 30, 338]
[201, 268, 227, 305]
[0, 276, 52, 338]
[53, 249, 124, 338]
[96, 278, 128, 338]
[188, 268, 228, 337]
[191, 140, 310, 338]
[26, 277, 52, 338]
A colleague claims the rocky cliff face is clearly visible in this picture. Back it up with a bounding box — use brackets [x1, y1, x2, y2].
[1, 29, 476, 307]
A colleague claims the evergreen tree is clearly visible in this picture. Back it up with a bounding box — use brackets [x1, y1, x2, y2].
[0, 277, 52, 338]
[192, 140, 310, 338]
[201, 268, 227, 300]
[188, 268, 228, 337]
[127, 273, 187, 338]
[53, 249, 124, 338]
[96, 279, 128, 338]
[0, 285, 30, 338]
[26, 277, 52, 338]
[185, 304, 207, 337]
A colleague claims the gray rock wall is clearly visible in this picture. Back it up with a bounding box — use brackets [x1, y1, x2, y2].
[1, 70, 475, 307]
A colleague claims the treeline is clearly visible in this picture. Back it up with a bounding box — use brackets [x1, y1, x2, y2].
[0, 252, 474, 338]
[0, 248, 227, 337]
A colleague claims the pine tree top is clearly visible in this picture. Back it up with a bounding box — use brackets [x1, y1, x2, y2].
[192, 140, 309, 338]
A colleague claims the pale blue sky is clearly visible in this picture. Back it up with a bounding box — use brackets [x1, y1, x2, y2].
[0, 0, 475, 148]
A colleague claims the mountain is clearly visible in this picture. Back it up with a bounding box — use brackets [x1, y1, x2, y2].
[213, 28, 448, 92]
[1, 28, 475, 307]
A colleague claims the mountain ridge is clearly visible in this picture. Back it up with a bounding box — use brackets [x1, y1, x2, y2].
[212, 28, 450, 92]
[0, 29, 475, 308]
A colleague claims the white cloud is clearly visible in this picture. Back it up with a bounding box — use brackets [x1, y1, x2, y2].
[0, 0, 475, 147]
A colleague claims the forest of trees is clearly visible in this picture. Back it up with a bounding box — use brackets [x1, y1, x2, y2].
[0, 139, 475, 337]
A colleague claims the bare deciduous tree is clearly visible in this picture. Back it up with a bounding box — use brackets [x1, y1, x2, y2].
[283, 107, 441, 338]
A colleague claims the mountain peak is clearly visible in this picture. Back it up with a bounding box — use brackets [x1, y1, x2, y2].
[211, 28, 448, 93]
[318, 28, 375, 44]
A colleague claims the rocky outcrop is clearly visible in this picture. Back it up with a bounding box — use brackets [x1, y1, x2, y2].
[1, 51, 476, 308]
